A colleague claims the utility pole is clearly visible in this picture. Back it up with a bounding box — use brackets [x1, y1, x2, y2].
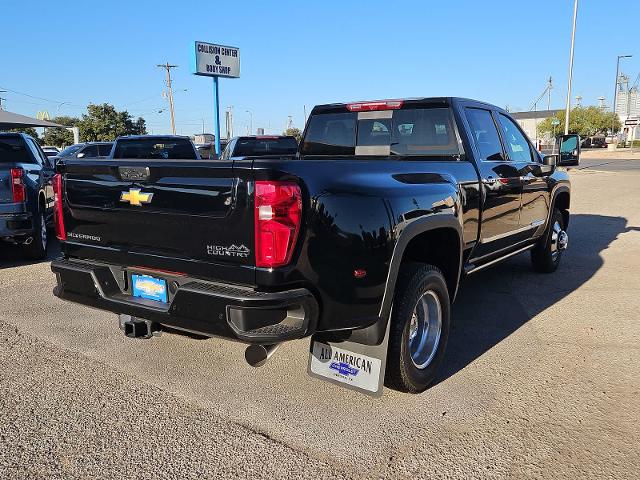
[157, 63, 178, 135]
[529, 77, 554, 146]
[0, 90, 6, 110]
[564, 0, 578, 135]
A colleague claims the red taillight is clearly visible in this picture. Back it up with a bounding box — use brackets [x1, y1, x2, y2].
[52, 173, 66, 241]
[254, 181, 302, 268]
[346, 100, 404, 112]
[10, 168, 26, 203]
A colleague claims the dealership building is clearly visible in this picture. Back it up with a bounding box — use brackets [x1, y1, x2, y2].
[510, 109, 562, 145]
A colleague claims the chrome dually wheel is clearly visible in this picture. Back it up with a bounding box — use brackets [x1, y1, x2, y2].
[385, 263, 451, 393]
[408, 290, 442, 370]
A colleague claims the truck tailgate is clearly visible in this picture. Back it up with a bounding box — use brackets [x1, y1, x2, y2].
[60, 159, 255, 284]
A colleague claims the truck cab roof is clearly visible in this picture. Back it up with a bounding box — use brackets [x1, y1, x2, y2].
[311, 97, 506, 114]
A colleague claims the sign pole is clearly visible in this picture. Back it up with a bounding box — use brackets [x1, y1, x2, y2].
[212, 76, 221, 156]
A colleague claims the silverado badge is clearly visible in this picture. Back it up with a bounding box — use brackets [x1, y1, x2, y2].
[120, 188, 153, 206]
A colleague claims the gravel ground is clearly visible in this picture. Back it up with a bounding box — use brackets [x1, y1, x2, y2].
[0, 322, 353, 480]
[1, 162, 639, 479]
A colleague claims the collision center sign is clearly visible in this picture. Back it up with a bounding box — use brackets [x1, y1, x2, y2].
[191, 41, 240, 78]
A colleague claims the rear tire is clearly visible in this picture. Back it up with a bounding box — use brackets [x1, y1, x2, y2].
[22, 210, 48, 260]
[384, 263, 451, 393]
[531, 209, 567, 273]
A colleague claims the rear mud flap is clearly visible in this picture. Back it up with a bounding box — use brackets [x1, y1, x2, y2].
[307, 319, 390, 397]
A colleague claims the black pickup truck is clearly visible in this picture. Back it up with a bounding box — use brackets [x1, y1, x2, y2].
[0, 132, 55, 259]
[51, 98, 576, 394]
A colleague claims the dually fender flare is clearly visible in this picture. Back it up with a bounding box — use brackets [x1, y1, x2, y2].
[546, 184, 571, 229]
[379, 214, 463, 318]
[346, 214, 463, 346]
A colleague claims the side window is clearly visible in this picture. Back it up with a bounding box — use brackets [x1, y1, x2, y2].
[219, 144, 228, 160]
[224, 139, 236, 158]
[464, 108, 505, 161]
[25, 138, 45, 165]
[497, 114, 533, 162]
[81, 145, 100, 158]
[97, 144, 113, 156]
[34, 142, 54, 167]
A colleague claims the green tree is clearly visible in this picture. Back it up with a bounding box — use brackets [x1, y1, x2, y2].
[43, 116, 78, 147]
[78, 103, 147, 142]
[538, 107, 621, 138]
[283, 127, 302, 142]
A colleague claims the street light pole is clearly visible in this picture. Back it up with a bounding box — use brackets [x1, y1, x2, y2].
[564, 0, 578, 135]
[246, 110, 253, 135]
[56, 102, 70, 116]
[613, 55, 632, 134]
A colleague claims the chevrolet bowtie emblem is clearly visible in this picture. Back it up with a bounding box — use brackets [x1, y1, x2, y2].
[120, 188, 153, 206]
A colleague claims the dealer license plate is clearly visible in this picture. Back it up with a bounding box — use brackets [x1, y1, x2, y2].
[131, 274, 168, 303]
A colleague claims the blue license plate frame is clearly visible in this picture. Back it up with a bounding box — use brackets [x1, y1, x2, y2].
[131, 274, 168, 303]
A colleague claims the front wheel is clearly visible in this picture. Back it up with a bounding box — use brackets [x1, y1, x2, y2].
[384, 263, 451, 393]
[531, 209, 568, 273]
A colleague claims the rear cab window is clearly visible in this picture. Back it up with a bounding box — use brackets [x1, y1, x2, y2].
[112, 138, 197, 160]
[232, 137, 298, 157]
[0, 135, 36, 164]
[301, 105, 461, 158]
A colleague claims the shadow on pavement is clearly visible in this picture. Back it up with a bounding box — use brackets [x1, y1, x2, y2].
[0, 237, 60, 269]
[437, 213, 638, 385]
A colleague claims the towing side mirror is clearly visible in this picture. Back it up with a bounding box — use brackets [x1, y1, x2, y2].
[530, 154, 557, 176]
[556, 134, 580, 165]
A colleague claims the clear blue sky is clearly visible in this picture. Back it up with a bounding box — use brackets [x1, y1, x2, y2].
[1, 0, 638, 136]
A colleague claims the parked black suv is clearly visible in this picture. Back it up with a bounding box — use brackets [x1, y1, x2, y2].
[0, 132, 55, 259]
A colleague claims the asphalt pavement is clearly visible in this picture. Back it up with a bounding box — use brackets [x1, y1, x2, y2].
[1, 157, 639, 479]
[570, 149, 640, 172]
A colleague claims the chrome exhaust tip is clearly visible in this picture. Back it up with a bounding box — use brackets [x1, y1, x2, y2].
[245, 343, 280, 368]
[23, 237, 33, 245]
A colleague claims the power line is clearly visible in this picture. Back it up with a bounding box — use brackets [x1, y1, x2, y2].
[121, 93, 163, 108]
[0, 85, 85, 108]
